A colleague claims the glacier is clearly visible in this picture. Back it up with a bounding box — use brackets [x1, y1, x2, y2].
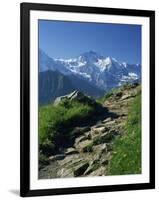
[39, 49, 141, 91]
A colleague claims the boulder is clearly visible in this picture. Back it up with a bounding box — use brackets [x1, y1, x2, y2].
[84, 131, 92, 139]
[92, 154, 101, 161]
[91, 126, 107, 135]
[48, 156, 55, 162]
[73, 162, 89, 177]
[102, 117, 112, 123]
[54, 95, 68, 105]
[53, 154, 65, 160]
[53, 91, 78, 105]
[65, 147, 78, 155]
[54, 90, 96, 105]
[69, 90, 85, 101]
[75, 139, 93, 152]
[75, 135, 89, 145]
[88, 166, 106, 176]
[121, 94, 133, 101]
[59, 156, 82, 168]
[66, 158, 84, 169]
[93, 143, 107, 154]
[57, 168, 74, 178]
[104, 120, 116, 126]
[93, 132, 113, 145]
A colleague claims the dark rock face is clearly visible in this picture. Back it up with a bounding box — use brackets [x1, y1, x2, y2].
[39, 70, 75, 105]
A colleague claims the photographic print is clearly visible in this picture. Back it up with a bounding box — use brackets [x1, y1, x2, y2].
[38, 21, 142, 179]
[20, 3, 155, 197]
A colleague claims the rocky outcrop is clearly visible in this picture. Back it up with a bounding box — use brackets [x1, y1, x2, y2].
[54, 90, 96, 105]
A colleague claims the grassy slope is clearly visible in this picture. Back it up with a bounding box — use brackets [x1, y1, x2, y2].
[97, 87, 119, 104]
[39, 99, 96, 155]
[108, 91, 141, 175]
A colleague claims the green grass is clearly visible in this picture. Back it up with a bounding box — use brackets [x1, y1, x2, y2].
[98, 83, 140, 104]
[108, 91, 141, 175]
[39, 99, 96, 155]
[97, 87, 119, 104]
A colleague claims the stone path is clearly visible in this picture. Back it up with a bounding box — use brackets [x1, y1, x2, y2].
[39, 84, 140, 179]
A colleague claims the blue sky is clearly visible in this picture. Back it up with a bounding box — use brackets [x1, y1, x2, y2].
[39, 20, 141, 64]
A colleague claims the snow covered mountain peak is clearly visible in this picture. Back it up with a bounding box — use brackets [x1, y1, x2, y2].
[39, 49, 55, 72]
[39, 49, 141, 91]
[78, 51, 104, 63]
[105, 56, 112, 64]
[39, 49, 71, 75]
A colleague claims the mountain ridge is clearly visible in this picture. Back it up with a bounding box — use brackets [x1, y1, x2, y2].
[39, 49, 141, 104]
[39, 70, 104, 104]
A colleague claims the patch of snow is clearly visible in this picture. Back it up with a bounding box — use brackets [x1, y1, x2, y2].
[128, 72, 138, 78]
[122, 62, 127, 68]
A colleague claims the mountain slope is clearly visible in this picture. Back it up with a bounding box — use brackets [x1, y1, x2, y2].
[39, 49, 71, 75]
[39, 70, 75, 104]
[68, 74, 104, 98]
[39, 70, 104, 104]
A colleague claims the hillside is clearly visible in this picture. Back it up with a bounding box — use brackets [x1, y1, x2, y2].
[39, 70, 75, 104]
[39, 83, 141, 178]
[39, 70, 104, 104]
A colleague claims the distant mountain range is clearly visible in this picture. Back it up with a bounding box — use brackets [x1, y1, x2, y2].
[39, 49, 141, 104]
